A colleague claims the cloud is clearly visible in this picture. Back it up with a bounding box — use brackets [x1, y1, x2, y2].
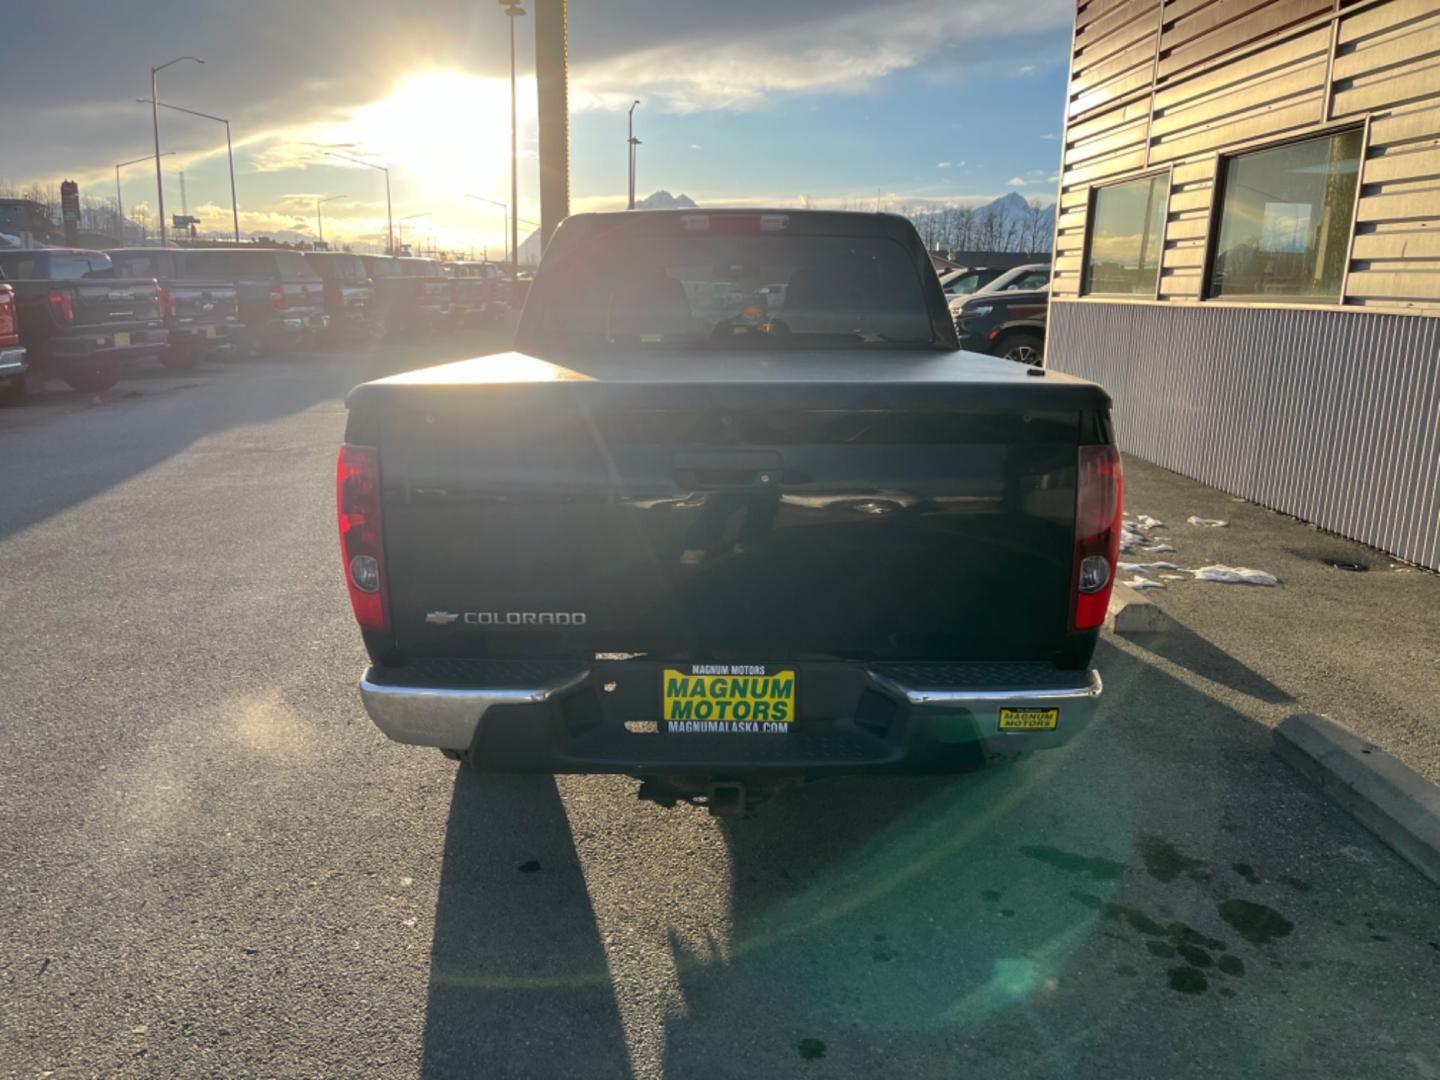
[1040, 132, 1058, 140]
[690, 144, 703, 150]
[937, 161, 952, 168]
[1017, 64, 1037, 75]
[571, 0, 1072, 113]
[1007, 177, 1026, 186]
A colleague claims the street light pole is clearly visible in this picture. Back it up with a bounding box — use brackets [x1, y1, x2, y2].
[326, 151, 393, 255]
[501, 2, 526, 271]
[150, 56, 203, 247]
[628, 100, 641, 210]
[115, 152, 172, 244]
[317, 195, 346, 247]
[141, 99, 239, 242]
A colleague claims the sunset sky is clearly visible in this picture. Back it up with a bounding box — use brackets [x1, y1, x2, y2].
[0, 0, 1073, 254]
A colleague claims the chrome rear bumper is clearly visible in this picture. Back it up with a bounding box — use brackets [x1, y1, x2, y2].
[358, 660, 1102, 764]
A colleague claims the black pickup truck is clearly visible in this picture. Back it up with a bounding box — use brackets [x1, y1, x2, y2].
[341, 210, 1120, 813]
[359, 255, 450, 339]
[179, 249, 327, 355]
[105, 249, 241, 369]
[0, 248, 168, 391]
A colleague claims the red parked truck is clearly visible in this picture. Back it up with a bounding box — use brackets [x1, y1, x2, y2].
[0, 282, 27, 406]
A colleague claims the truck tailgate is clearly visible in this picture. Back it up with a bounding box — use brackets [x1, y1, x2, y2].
[70, 279, 162, 328]
[352, 351, 1109, 665]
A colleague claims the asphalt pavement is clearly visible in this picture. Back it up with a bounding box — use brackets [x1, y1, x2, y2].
[1, 340, 1437, 1080]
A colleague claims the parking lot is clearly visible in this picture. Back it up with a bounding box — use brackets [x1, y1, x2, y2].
[2, 338, 1438, 1080]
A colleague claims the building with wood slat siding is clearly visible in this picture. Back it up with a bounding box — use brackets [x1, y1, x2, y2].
[1046, 0, 1440, 569]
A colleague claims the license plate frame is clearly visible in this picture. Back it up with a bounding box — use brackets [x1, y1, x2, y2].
[998, 707, 1058, 731]
[661, 665, 797, 733]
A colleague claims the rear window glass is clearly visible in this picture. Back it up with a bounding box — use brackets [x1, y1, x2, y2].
[0, 254, 42, 279]
[361, 256, 402, 278]
[108, 253, 169, 278]
[523, 227, 935, 351]
[0, 252, 116, 280]
[399, 258, 444, 277]
[306, 253, 367, 281]
[181, 251, 271, 279]
[273, 252, 321, 282]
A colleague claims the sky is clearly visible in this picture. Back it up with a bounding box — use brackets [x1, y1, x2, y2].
[0, 0, 1074, 255]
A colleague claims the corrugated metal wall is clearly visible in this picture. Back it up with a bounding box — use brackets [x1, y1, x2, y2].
[1055, 0, 1440, 311]
[1048, 299, 1440, 569]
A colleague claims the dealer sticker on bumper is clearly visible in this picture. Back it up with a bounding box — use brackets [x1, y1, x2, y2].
[662, 664, 795, 733]
[999, 707, 1058, 731]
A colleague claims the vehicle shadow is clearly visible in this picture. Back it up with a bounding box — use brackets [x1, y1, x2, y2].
[650, 639, 1323, 1078]
[0, 327, 507, 544]
[421, 770, 634, 1080]
[1116, 611, 1295, 704]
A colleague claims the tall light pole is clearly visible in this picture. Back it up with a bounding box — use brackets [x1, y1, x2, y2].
[140, 98, 239, 243]
[466, 194, 506, 262]
[150, 55, 204, 247]
[326, 151, 393, 255]
[628, 100, 641, 210]
[116, 152, 173, 243]
[500, 1, 526, 271]
[317, 195, 346, 248]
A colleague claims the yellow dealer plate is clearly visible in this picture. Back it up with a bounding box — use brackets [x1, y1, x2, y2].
[662, 665, 795, 733]
[113, 331, 131, 346]
[999, 707, 1058, 731]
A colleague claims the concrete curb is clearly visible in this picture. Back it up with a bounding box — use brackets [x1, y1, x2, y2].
[1274, 713, 1440, 887]
[1106, 581, 1169, 633]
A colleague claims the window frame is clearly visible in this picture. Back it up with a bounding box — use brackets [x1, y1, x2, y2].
[1081, 166, 1173, 300]
[1201, 123, 1368, 306]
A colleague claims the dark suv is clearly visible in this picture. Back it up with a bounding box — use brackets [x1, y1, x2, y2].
[951, 263, 1051, 365]
[179, 249, 327, 355]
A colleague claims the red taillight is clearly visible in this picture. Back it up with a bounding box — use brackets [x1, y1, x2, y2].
[0, 288, 15, 338]
[157, 285, 174, 319]
[413, 280, 426, 300]
[337, 444, 390, 632]
[270, 284, 287, 311]
[325, 284, 342, 309]
[48, 290, 74, 324]
[1070, 444, 1124, 631]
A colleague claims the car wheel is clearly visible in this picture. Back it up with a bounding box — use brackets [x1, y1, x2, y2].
[61, 356, 122, 393]
[999, 333, 1044, 366]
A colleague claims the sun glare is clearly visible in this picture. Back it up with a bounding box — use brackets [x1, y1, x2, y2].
[337, 71, 518, 201]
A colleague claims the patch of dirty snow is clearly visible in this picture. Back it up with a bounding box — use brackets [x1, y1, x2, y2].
[1186, 515, 1228, 527]
[1148, 543, 1176, 553]
[1119, 560, 1178, 572]
[1190, 564, 1279, 586]
[1160, 574, 1187, 581]
[1124, 577, 1166, 590]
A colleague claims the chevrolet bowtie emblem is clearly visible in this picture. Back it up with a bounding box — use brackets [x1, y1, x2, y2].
[425, 611, 460, 625]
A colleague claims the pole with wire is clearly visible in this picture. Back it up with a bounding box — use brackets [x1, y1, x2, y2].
[149, 56, 203, 246]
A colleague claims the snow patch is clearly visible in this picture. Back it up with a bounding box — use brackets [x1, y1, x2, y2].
[1187, 515, 1228, 527]
[1190, 564, 1279, 586]
[1124, 577, 1166, 590]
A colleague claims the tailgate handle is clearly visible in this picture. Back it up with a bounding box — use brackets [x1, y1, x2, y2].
[673, 450, 781, 490]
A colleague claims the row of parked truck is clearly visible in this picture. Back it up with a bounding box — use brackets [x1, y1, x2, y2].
[0, 247, 513, 402]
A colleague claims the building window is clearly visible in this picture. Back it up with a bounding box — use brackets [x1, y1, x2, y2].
[1082, 173, 1168, 296]
[1207, 128, 1364, 302]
